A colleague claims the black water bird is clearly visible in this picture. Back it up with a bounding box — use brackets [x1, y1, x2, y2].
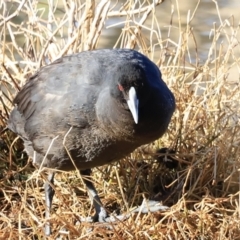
[8, 49, 175, 235]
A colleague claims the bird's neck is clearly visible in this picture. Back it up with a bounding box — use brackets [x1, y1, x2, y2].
[96, 89, 136, 139]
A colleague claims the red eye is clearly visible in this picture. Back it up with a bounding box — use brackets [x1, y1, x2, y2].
[118, 84, 124, 91]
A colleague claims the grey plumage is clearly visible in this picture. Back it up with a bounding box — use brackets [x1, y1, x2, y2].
[8, 49, 175, 235]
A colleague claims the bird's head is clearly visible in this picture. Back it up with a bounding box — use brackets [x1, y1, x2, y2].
[110, 62, 148, 124]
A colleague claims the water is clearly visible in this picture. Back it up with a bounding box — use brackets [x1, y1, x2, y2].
[3, 0, 240, 79]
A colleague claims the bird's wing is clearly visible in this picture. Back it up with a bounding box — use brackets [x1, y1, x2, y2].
[10, 56, 102, 142]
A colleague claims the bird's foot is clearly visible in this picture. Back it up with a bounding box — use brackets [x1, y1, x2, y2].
[93, 207, 108, 222]
[80, 200, 168, 224]
[131, 199, 169, 214]
[104, 200, 168, 222]
[80, 206, 108, 223]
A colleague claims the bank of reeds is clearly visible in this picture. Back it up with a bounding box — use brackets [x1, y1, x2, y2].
[1, 0, 240, 239]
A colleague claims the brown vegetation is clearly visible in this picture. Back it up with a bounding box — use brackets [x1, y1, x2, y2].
[1, 0, 240, 239]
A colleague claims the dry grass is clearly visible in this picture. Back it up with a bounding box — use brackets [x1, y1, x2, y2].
[1, 0, 240, 239]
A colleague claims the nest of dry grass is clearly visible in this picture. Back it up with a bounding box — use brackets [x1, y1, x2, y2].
[1, 0, 240, 239]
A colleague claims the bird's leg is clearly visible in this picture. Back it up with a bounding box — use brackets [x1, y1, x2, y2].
[79, 170, 169, 224]
[44, 171, 55, 235]
[80, 169, 107, 222]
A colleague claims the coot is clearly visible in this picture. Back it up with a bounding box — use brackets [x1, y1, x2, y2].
[8, 49, 175, 235]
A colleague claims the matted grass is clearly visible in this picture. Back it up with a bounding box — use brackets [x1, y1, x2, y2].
[1, 0, 240, 239]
